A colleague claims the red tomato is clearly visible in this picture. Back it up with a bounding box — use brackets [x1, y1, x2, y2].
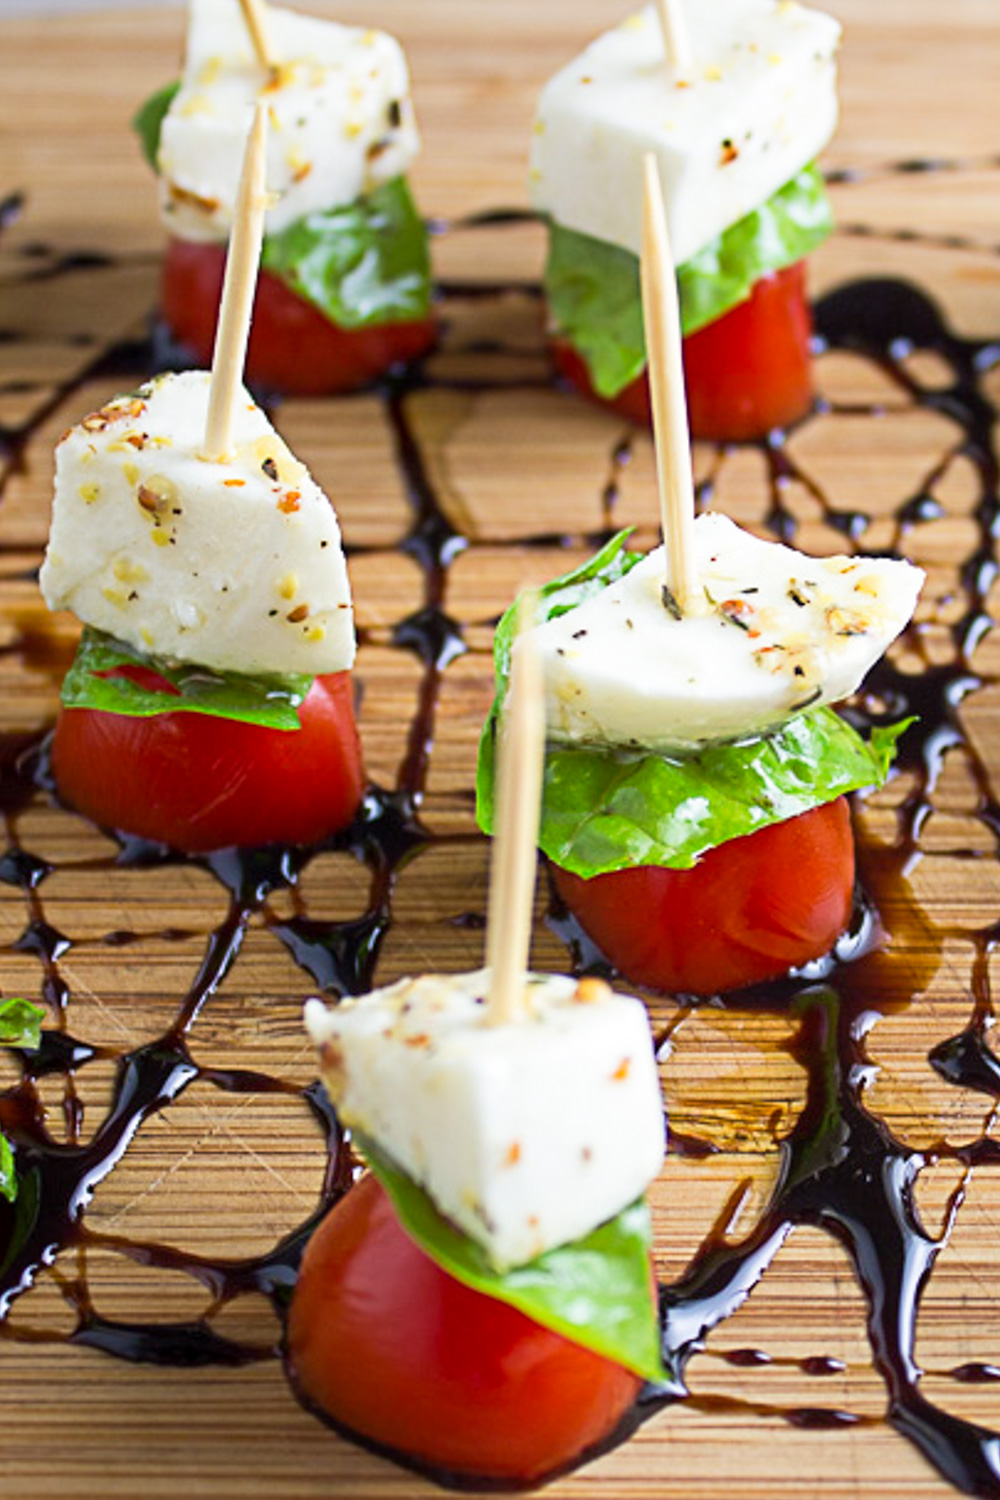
[161, 237, 436, 397]
[551, 260, 815, 442]
[52, 671, 363, 852]
[552, 796, 855, 996]
[286, 1173, 644, 1483]
[551, 339, 652, 429]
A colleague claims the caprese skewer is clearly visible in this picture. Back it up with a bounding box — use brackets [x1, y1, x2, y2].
[530, 0, 841, 441]
[479, 157, 921, 996]
[289, 611, 668, 1485]
[42, 105, 363, 851]
[135, 0, 435, 395]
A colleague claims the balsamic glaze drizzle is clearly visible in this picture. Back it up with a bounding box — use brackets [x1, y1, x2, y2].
[1, 168, 1000, 1492]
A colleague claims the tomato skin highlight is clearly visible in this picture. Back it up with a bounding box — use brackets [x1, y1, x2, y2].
[161, 237, 436, 397]
[286, 1173, 644, 1484]
[551, 261, 815, 442]
[51, 671, 363, 853]
[552, 797, 855, 997]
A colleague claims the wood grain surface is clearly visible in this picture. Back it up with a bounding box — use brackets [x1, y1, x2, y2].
[1, 2, 1000, 1497]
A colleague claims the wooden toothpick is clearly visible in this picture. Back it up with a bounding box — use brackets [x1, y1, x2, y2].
[237, 0, 276, 74]
[202, 102, 269, 463]
[485, 594, 546, 1026]
[654, 0, 694, 81]
[640, 152, 700, 617]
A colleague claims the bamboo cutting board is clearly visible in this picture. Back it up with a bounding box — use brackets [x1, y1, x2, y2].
[1, 2, 1000, 1497]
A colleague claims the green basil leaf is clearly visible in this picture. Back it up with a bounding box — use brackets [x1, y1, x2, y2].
[0, 1164, 40, 1255]
[677, 164, 834, 335]
[133, 80, 180, 171]
[0, 999, 45, 1205]
[0, 1134, 16, 1204]
[477, 547, 912, 877]
[357, 1133, 667, 1384]
[61, 628, 313, 731]
[544, 230, 646, 399]
[482, 705, 911, 876]
[0, 998, 44, 1050]
[133, 90, 431, 336]
[544, 164, 834, 397]
[261, 177, 432, 330]
[490, 529, 643, 691]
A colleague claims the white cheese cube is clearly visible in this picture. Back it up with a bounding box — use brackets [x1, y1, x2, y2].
[530, 0, 840, 263]
[159, 0, 420, 242]
[305, 970, 666, 1270]
[529, 513, 922, 753]
[40, 371, 355, 678]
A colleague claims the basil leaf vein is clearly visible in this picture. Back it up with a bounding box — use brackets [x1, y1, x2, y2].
[358, 1132, 668, 1384]
[62, 628, 313, 731]
[544, 164, 833, 398]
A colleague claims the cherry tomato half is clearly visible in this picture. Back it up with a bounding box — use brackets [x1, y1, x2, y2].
[286, 1173, 644, 1484]
[52, 671, 363, 852]
[552, 797, 855, 997]
[161, 237, 436, 397]
[552, 261, 815, 443]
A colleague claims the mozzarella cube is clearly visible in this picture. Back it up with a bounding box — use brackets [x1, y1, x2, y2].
[305, 970, 666, 1270]
[529, 513, 922, 752]
[40, 371, 355, 677]
[159, 0, 420, 241]
[530, 0, 840, 263]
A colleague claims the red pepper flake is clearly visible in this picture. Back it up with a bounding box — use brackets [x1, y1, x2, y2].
[503, 1142, 522, 1168]
[278, 490, 301, 514]
[721, 598, 754, 631]
[611, 1057, 631, 1082]
[224, 478, 246, 488]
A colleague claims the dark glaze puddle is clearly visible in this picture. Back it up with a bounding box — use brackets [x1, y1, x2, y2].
[1, 173, 1000, 1492]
